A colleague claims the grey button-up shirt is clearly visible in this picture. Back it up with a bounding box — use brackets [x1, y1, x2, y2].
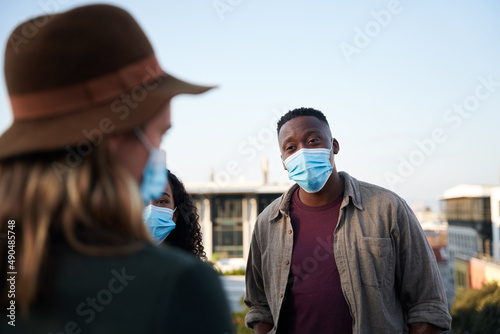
[245, 172, 451, 333]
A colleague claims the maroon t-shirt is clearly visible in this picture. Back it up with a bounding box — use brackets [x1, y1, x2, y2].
[277, 188, 352, 333]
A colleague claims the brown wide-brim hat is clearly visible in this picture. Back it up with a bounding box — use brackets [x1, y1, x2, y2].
[0, 4, 214, 160]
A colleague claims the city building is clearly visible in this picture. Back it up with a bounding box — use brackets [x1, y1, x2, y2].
[413, 207, 448, 267]
[186, 180, 290, 264]
[414, 207, 448, 233]
[454, 254, 470, 292]
[491, 187, 500, 262]
[452, 254, 500, 294]
[460, 256, 500, 292]
[441, 184, 497, 277]
[413, 207, 451, 303]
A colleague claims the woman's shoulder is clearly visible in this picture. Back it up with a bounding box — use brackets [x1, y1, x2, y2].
[137, 243, 206, 270]
[56, 242, 215, 284]
[110, 243, 210, 278]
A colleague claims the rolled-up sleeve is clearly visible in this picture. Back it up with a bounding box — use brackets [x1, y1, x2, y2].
[397, 200, 452, 330]
[244, 222, 274, 328]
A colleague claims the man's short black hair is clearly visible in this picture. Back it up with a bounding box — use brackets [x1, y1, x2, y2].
[277, 107, 329, 134]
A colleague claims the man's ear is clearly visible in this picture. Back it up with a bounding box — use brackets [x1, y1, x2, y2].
[332, 138, 340, 155]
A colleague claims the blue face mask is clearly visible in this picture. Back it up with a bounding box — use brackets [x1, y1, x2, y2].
[284, 147, 333, 193]
[143, 204, 176, 244]
[135, 128, 168, 206]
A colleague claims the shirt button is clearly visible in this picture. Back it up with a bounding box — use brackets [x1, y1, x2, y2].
[285, 260, 290, 265]
[288, 229, 292, 234]
[280, 292, 284, 298]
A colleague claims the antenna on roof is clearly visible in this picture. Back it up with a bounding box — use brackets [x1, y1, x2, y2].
[262, 158, 269, 185]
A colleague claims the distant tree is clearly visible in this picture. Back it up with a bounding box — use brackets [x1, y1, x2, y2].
[451, 281, 500, 334]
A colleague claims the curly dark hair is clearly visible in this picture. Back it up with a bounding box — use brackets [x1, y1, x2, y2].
[277, 107, 329, 134]
[161, 170, 206, 260]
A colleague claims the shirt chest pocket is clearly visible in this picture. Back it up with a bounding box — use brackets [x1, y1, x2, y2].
[357, 237, 395, 288]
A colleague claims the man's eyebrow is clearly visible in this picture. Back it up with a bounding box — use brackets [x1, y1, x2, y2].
[303, 130, 323, 137]
[280, 130, 323, 147]
[281, 134, 293, 144]
[162, 192, 171, 198]
[280, 134, 296, 149]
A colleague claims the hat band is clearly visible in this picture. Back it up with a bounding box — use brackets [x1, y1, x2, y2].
[9, 54, 164, 120]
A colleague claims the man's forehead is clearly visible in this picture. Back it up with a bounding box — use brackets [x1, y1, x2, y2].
[278, 116, 330, 139]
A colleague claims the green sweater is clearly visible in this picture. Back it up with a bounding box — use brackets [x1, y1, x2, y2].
[2, 243, 234, 333]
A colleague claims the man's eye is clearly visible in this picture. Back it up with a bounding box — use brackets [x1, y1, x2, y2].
[286, 145, 295, 151]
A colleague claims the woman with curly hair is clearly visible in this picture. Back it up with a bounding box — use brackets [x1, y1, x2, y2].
[144, 170, 206, 259]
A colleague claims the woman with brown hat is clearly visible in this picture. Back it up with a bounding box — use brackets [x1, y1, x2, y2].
[0, 4, 233, 333]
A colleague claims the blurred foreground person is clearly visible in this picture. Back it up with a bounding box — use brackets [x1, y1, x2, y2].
[245, 108, 452, 334]
[0, 5, 233, 334]
[144, 170, 206, 259]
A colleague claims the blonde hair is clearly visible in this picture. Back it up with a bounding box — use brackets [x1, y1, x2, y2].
[0, 145, 150, 313]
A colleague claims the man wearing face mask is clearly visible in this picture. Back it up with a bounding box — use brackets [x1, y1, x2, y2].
[244, 108, 452, 334]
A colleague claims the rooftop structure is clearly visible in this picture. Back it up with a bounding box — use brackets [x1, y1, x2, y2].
[185, 179, 291, 262]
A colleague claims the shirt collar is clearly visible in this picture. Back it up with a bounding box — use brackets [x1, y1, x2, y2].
[339, 171, 364, 211]
[270, 171, 364, 223]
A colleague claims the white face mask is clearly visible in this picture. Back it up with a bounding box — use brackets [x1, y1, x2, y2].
[283, 146, 333, 193]
[134, 128, 168, 206]
[143, 205, 176, 244]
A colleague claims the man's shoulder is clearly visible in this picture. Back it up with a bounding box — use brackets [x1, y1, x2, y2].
[252, 187, 296, 234]
[257, 184, 297, 221]
[345, 175, 418, 228]
[345, 172, 407, 207]
[265, 194, 284, 211]
[257, 195, 283, 222]
[357, 179, 400, 198]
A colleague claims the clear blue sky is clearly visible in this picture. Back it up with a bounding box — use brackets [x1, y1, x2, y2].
[1, 0, 499, 212]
